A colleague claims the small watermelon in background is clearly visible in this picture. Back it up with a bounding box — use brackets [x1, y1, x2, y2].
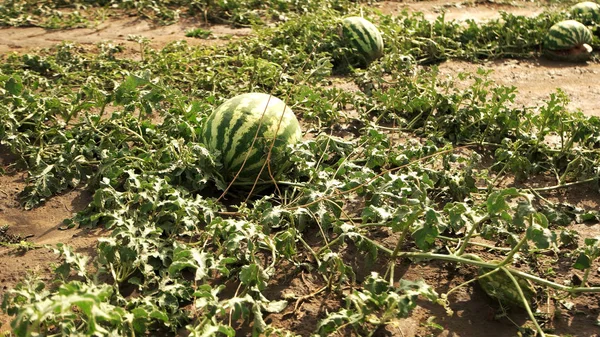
[542, 20, 593, 62]
[339, 16, 384, 67]
[569, 1, 600, 26]
[201, 93, 302, 187]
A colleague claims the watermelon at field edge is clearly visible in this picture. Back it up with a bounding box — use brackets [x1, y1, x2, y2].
[340, 16, 384, 66]
[542, 20, 593, 62]
[569, 1, 600, 26]
[200, 93, 302, 186]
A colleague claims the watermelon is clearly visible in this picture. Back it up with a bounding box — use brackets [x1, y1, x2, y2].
[340, 16, 384, 65]
[476, 261, 537, 309]
[201, 93, 302, 186]
[569, 2, 600, 26]
[542, 20, 593, 62]
[462, 254, 536, 309]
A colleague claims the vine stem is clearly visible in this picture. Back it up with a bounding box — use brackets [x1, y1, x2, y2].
[385, 223, 412, 286]
[497, 220, 530, 267]
[528, 176, 598, 192]
[437, 235, 510, 252]
[582, 268, 591, 285]
[396, 251, 600, 293]
[527, 187, 556, 206]
[297, 235, 322, 269]
[443, 260, 501, 298]
[316, 235, 343, 255]
[460, 140, 600, 155]
[475, 175, 598, 194]
[455, 215, 489, 256]
[349, 234, 600, 293]
[227, 180, 307, 187]
[501, 267, 545, 337]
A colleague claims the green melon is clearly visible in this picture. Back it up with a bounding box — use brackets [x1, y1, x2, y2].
[570, 2, 600, 26]
[543, 20, 593, 62]
[340, 16, 384, 65]
[462, 254, 536, 309]
[201, 93, 302, 185]
[476, 262, 536, 309]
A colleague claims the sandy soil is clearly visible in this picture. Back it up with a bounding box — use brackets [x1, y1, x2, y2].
[1, 1, 599, 336]
[0, 16, 252, 54]
[437, 59, 600, 117]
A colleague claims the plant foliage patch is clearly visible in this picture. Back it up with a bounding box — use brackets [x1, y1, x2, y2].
[1, 2, 600, 336]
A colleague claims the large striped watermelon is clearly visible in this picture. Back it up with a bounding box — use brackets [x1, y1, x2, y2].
[201, 93, 302, 186]
[340, 16, 384, 66]
[542, 20, 593, 62]
[569, 2, 600, 26]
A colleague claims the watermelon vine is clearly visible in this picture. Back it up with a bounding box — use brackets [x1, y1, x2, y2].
[1, 1, 600, 336]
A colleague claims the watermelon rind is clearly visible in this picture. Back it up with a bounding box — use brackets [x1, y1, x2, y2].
[340, 16, 384, 65]
[543, 20, 593, 51]
[200, 93, 302, 186]
[569, 1, 600, 26]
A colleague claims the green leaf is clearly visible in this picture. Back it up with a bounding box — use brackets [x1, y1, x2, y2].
[240, 264, 267, 291]
[559, 229, 579, 247]
[444, 202, 471, 232]
[5, 76, 23, 95]
[274, 229, 297, 258]
[486, 188, 520, 215]
[573, 253, 591, 270]
[526, 222, 556, 250]
[316, 309, 360, 335]
[115, 75, 150, 105]
[390, 205, 421, 233]
[412, 208, 444, 250]
[169, 243, 214, 281]
[584, 237, 600, 249]
[513, 201, 536, 229]
[540, 205, 574, 226]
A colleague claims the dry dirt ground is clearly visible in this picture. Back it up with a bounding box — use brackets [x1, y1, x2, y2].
[1, 1, 599, 336]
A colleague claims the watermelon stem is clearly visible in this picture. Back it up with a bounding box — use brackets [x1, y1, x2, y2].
[455, 215, 490, 256]
[581, 267, 592, 286]
[528, 175, 598, 192]
[385, 219, 412, 286]
[436, 235, 511, 252]
[498, 223, 530, 268]
[444, 226, 530, 308]
[327, 233, 600, 294]
[501, 267, 545, 337]
[229, 180, 306, 187]
[397, 252, 600, 293]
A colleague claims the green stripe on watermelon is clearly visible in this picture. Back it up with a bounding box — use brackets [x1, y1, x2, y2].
[340, 16, 384, 65]
[228, 115, 299, 172]
[201, 93, 302, 186]
[543, 20, 593, 51]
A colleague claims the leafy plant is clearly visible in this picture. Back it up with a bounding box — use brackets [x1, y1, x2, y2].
[185, 27, 213, 38]
[2, 2, 600, 336]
